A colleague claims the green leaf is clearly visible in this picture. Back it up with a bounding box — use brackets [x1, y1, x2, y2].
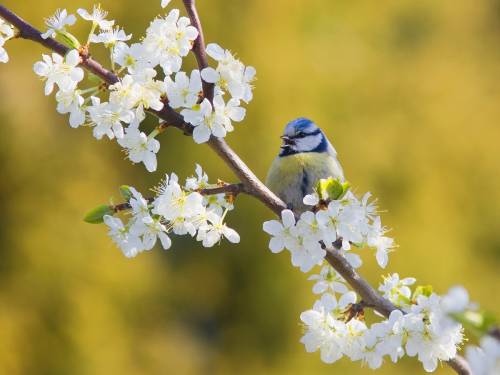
[412, 285, 433, 300]
[58, 31, 81, 49]
[316, 178, 348, 201]
[396, 294, 412, 306]
[339, 181, 351, 199]
[83, 204, 114, 224]
[452, 310, 498, 338]
[119, 185, 133, 201]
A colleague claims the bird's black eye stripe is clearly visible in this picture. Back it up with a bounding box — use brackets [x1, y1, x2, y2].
[290, 129, 321, 139]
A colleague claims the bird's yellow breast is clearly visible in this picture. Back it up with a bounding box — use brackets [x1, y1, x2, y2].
[266, 152, 343, 212]
[268, 152, 330, 180]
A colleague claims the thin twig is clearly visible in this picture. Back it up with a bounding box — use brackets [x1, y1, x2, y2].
[112, 183, 245, 213]
[199, 183, 246, 196]
[182, 0, 214, 103]
[0, 5, 472, 373]
[325, 248, 397, 317]
[446, 356, 474, 375]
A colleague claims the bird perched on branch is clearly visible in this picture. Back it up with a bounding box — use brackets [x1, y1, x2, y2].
[266, 118, 344, 213]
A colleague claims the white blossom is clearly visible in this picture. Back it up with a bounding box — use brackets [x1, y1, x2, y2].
[41, 9, 77, 39]
[129, 187, 151, 219]
[90, 27, 131, 46]
[164, 70, 202, 109]
[77, 5, 114, 30]
[308, 265, 349, 295]
[289, 237, 325, 273]
[315, 200, 342, 246]
[335, 200, 365, 248]
[111, 69, 164, 112]
[109, 74, 140, 109]
[303, 193, 320, 206]
[262, 209, 297, 253]
[342, 319, 368, 361]
[55, 89, 85, 128]
[33, 50, 84, 95]
[378, 273, 416, 307]
[196, 211, 240, 247]
[201, 43, 255, 103]
[181, 97, 221, 143]
[202, 193, 234, 216]
[153, 173, 205, 221]
[103, 215, 143, 258]
[87, 96, 134, 140]
[181, 95, 245, 143]
[300, 295, 346, 364]
[184, 164, 234, 215]
[185, 164, 209, 190]
[113, 41, 140, 69]
[296, 211, 327, 245]
[371, 310, 406, 363]
[130, 216, 171, 250]
[362, 329, 384, 369]
[117, 126, 160, 172]
[367, 216, 394, 268]
[263, 208, 328, 271]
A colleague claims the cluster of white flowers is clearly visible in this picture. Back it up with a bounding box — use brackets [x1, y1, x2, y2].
[201, 43, 255, 103]
[263, 190, 394, 273]
[180, 43, 254, 143]
[30, 2, 255, 170]
[261, 181, 481, 373]
[0, 18, 15, 63]
[300, 280, 465, 372]
[104, 165, 239, 258]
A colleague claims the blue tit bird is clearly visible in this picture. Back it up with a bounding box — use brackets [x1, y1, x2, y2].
[266, 117, 344, 213]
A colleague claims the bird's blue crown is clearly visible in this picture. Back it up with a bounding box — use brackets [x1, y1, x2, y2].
[284, 117, 317, 134]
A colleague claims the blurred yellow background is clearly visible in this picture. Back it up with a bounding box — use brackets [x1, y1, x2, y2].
[0, 0, 499, 374]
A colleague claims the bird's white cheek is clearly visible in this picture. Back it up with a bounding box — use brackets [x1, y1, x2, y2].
[296, 134, 322, 152]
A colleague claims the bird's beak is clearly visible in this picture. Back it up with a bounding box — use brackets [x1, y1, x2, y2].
[280, 135, 294, 146]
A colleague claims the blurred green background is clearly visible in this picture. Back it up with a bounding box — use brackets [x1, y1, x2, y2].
[0, 0, 499, 374]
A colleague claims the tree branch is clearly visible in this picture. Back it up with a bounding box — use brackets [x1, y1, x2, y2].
[0, 5, 472, 373]
[199, 182, 246, 196]
[325, 248, 397, 317]
[182, 0, 214, 102]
